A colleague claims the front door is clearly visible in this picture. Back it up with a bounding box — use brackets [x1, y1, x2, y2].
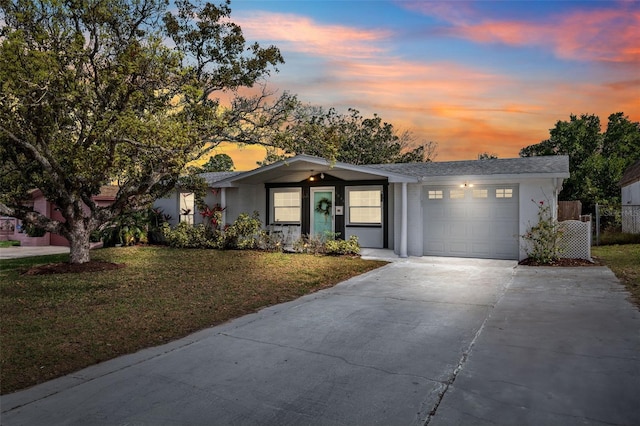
[311, 188, 334, 238]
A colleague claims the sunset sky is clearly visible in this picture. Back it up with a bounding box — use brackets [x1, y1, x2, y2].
[214, 0, 639, 170]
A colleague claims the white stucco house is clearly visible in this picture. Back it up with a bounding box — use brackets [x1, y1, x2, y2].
[621, 160, 640, 234]
[154, 154, 569, 260]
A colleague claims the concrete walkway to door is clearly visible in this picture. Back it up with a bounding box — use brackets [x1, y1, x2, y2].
[2, 257, 639, 425]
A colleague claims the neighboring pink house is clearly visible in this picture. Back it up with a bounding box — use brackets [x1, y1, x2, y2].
[0, 186, 118, 246]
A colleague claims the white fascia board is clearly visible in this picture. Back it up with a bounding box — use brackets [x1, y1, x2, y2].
[209, 154, 418, 186]
[420, 172, 570, 184]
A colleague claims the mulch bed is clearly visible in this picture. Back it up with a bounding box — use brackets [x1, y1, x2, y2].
[23, 261, 126, 275]
[518, 257, 601, 267]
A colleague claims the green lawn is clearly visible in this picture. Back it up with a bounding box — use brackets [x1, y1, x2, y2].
[0, 247, 387, 394]
[592, 244, 640, 307]
[0, 240, 20, 248]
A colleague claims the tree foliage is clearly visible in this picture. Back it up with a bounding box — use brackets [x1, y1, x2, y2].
[0, 0, 292, 263]
[520, 112, 640, 210]
[478, 152, 498, 160]
[194, 153, 235, 172]
[261, 106, 438, 165]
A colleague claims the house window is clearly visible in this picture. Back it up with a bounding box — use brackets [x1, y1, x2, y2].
[179, 192, 195, 224]
[449, 189, 465, 199]
[428, 190, 443, 200]
[272, 188, 301, 223]
[473, 189, 488, 198]
[496, 188, 513, 198]
[347, 187, 382, 224]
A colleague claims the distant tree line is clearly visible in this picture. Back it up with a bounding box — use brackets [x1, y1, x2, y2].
[520, 112, 640, 211]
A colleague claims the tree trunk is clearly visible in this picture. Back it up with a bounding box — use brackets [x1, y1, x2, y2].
[68, 221, 91, 264]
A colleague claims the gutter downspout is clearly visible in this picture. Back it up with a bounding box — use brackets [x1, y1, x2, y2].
[400, 182, 408, 258]
[221, 188, 227, 226]
[552, 178, 563, 221]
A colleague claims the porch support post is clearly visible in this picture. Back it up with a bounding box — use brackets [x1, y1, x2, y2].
[400, 182, 408, 258]
[221, 188, 227, 226]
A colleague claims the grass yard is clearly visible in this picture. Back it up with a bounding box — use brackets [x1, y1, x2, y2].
[0, 240, 20, 248]
[0, 247, 387, 394]
[592, 244, 640, 307]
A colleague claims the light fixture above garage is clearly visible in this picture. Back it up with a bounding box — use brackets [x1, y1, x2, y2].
[460, 182, 474, 188]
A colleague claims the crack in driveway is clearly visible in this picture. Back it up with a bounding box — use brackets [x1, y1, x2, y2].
[219, 332, 445, 384]
[423, 271, 514, 425]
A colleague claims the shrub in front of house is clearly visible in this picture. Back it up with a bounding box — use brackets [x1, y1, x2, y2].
[521, 199, 563, 264]
[218, 212, 263, 249]
[161, 212, 265, 250]
[325, 235, 360, 255]
[160, 215, 361, 256]
[161, 222, 216, 249]
[292, 233, 360, 256]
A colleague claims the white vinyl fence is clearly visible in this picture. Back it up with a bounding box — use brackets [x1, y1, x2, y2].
[622, 205, 640, 234]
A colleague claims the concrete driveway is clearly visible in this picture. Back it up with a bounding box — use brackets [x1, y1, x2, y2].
[2, 256, 639, 425]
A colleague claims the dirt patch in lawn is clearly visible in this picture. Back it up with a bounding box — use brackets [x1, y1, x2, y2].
[518, 258, 601, 267]
[23, 261, 126, 275]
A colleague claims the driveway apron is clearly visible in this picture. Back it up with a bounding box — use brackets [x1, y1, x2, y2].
[2, 258, 639, 425]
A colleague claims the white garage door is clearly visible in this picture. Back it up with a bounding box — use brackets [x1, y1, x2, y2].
[423, 185, 519, 259]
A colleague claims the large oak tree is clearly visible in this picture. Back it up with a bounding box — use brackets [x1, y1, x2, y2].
[0, 0, 293, 263]
[261, 106, 438, 166]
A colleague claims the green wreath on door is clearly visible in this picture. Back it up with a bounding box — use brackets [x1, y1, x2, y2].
[315, 197, 332, 218]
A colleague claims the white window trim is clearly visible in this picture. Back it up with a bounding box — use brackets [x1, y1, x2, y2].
[179, 192, 195, 224]
[346, 186, 382, 225]
[271, 188, 302, 224]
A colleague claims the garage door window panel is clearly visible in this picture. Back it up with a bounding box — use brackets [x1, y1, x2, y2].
[496, 188, 513, 198]
[449, 189, 465, 199]
[428, 190, 443, 200]
[473, 189, 488, 199]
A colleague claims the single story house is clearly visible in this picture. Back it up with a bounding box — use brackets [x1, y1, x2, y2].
[0, 186, 118, 246]
[154, 154, 569, 260]
[621, 159, 640, 234]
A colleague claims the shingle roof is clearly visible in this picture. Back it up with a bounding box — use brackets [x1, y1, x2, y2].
[198, 155, 569, 187]
[200, 171, 243, 185]
[368, 155, 569, 179]
[620, 160, 640, 187]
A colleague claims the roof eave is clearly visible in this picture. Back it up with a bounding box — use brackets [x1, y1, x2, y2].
[420, 172, 570, 183]
[209, 154, 418, 186]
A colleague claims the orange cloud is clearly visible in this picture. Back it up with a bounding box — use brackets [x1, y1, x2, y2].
[404, 1, 640, 64]
[236, 11, 391, 59]
[216, 8, 640, 167]
[459, 10, 639, 63]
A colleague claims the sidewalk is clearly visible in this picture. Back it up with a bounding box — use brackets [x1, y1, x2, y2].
[0, 246, 70, 260]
